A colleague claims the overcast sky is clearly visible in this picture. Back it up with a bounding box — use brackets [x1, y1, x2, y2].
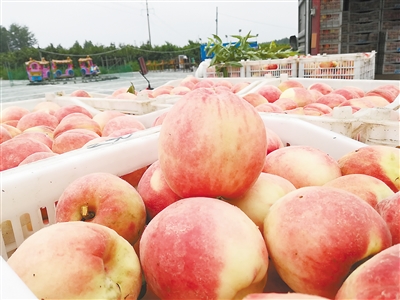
[1, 1, 298, 49]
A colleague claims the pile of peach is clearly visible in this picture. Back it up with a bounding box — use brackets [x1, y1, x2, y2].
[241, 80, 399, 116]
[5, 86, 399, 300]
[0, 101, 155, 171]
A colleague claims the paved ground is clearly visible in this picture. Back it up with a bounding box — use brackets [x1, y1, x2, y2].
[0, 70, 192, 103]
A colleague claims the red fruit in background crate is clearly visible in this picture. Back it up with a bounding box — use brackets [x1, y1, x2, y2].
[338, 145, 400, 193]
[158, 87, 266, 199]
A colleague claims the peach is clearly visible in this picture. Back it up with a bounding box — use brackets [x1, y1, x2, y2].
[169, 86, 191, 95]
[264, 186, 392, 298]
[158, 88, 266, 199]
[371, 84, 399, 99]
[120, 166, 149, 189]
[309, 89, 324, 102]
[151, 85, 175, 97]
[227, 172, 296, 231]
[214, 80, 234, 89]
[111, 87, 130, 97]
[137, 160, 181, 220]
[152, 111, 168, 127]
[83, 136, 111, 147]
[53, 112, 102, 138]
[140, 197, 269, 299]
[256, 85, 282, 102]
[335, 244, 400, 299]
[14, 131, 54, 149]
[0, 106, 30, 123]
[179, 80, 195, 90]
[102, 115, 146, 137]
[244, 293, 330, 299]
[323, 174, 395, 208]
[19, 151, 59, 166]
[180, 75, 200, 86]
[343, 86, 365, 98]
[316, 93, 349, 108]
[366, 87, 397, 103]
[279, 87, 315, 107]
[263, 145, 342, 188]
[33, 101, 61, 114]
[115, 92, 138, 100]
[242, 93, 269, 107]
[265, 127, 284, 154]
[331, 88, 359, 100]
[307, 82, 334, 95]
[256, 103, 284, 113]
[231, 81, 251, 93]
[273, 98, 298, 110]
[357, 95, 390, 107]
[0, 138, 52, 171]
[277, 80, 304, 92]
[2, 120, 19, 127]
[55, 172, 146, 245]
[70, 89, 91, 97]
[92, 110, 126, 131]
[7, 221, 142, 299]
[193, 79, 215, 89]
[375, 192, 400, 245]
[284, 107, 305, 115]
[16, 111, 59, 132]
[53, 104, 93, 122]
[338, 98, 375, 111]
[52, 128, 100, 154]
[1, 123, 22, 137]
[303, 103, 333, 115]
[23, 125, 54, 139]
[338, 145, 400, 192]
[0, 126, 12, 144]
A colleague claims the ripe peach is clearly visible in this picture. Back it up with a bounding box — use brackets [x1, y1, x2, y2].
[214, 79, 233, 89]
[14, 131, 54, 149]
[53, 104, 93, 122]
[231, 81, 251, 93]
[242, 92, 269, 107]
[277, 80, 304, 92]
[0, 106, 30, 123]
[264, 186, 392, 298]
[92, 110, 126, 131]
[152, 111, 168, 127]
[19, 152, 59, 166]
[102, 115, 146, 137]
[343, 86, 365, 98]
[16, 111, 59, 132]
[115, 92, 137, 100]
[316, 93, 349, 108]
[152, 85, 175, 97]
[0, 138, 52, 171]
[256, 85, 282, 102]
[7, 221, 142, 299]
[303, 103, 333, 115]
[273, 98, 298, 110]
[70, 89, 91, 97]
[357, 95, 390, 107]
[169, 86, 191, 95]
[309, 89, 324, 102]
[375, 192, 400, 245]
[0, 126, 12, 144]
[331, 88, 359, 100]
[335, 244, 400, 299]
[193, 79, 214, 89]
[265, 127, 284, 154]
[53, 113, 102, 139]
[279, 87, 315, 107]
[55, 172, 146, 245]
[140, 197, 269, 299]
[120, 166, 149, 189]
[137, 160, 181, 220]
[33, 101, 61, 114]
[307, 82, 334, 95]
[366, 87, 397, 103]
[256, 103, 285, 113]
[263, 145, 342, 188]
[1, 123, 22, 138]
[111, 87, 130, 97]
[23, 125, 54, 138]
[324, 174, 395, 208]
[338, 145, 400, 192]
[52, 128, 100, 154]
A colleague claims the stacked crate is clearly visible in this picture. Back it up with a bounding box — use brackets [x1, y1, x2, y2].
[378, 0, 400, 75]
[319, 0, 343, 54]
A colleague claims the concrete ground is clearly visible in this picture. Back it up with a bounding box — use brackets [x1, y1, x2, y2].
[0, 70, 192, 103]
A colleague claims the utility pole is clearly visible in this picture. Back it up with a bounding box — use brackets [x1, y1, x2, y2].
[146, 0, 152, 47]
[215, 7, 218, 36]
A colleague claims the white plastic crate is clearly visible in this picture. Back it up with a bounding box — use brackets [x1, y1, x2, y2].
[200, 60, 246, 78]
[245, 58, 298, 78]
[298, 51, 376, 79]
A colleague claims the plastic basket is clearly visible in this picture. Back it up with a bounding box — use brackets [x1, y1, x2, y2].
[298, 52, 376, 79]
[384, 41, 400, 53]
[381, 20, 400, 31]
[349, 21, 380, 34]
[349, 10, 381, 23]
[347, 32, 379, 44]
[383, 52, 400, 64]
[382, 63, 400, 74]
[386, 29, 400, 41]
[348, 43, 379, 54]
[349, 0, 381, 12]
[245, 58, 298, 78]
[203, 63, 246, 78]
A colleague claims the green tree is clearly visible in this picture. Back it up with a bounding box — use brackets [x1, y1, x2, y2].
[8, 23, 37, 50]
[0, 26, 10, 53]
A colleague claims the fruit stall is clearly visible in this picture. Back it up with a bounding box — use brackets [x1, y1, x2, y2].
[1, 72, 399, 299]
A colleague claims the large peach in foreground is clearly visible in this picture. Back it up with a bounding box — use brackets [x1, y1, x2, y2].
[7, 221, 142, 299]
[338, 145, 400, 192]
[263, 145, 342, 188]
[376, 192, 400, 245]
[55, 172, 146, 245]
[335, 244, 400, 299]
[140, 197, 269, 299]
[264, 186, 392, 298]
[158, 88, 266, 199]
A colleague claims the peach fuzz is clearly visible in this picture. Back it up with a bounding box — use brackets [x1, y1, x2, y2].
[376, 192, 400, 245]
[277, 80, 304, 92]
[263, 145, 342, 188]
[338, 145, 400, 192]
[242, 93, 269, 107]
[335, 244, 400, 299]
[7, 221, 142, 300]
[256, 85, 282, 102]
[33, 101, 61, 114]
[120, 165, 149, 189]
[323, 174, 395, 208]
[307, 82, 334, 95]
[19, 151, 59, 166]
[14, 131, 54, 149]
[316, 93, 348, 108]
[273, 98, 298, 110]
[16, 111, 59, 132]
[52, 128, 100, 154]
[55, 172, 146, 245]
[70, 89, 91, 97]
[158, 88, 267, 199]
[92, 110, 126, 131]
[140, 197, 269, 299]
[244, 293, 330, 299]
[53, 104, 93, 122]
[0, 126, 12, 144]
[231, 81, 251, 93]
[0, 105, 30, 123]
[256, 103, 284, 113]
[227, 172, 296, 231]
[137, 160, 181, 220]
[1, 123, 22, 138]
[279, 87, 315, 107]
[102, 115, 146, 137]
[0, 138, 52, 171]
[263, 186, 392, 298]
[53, 113, 102, 139]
